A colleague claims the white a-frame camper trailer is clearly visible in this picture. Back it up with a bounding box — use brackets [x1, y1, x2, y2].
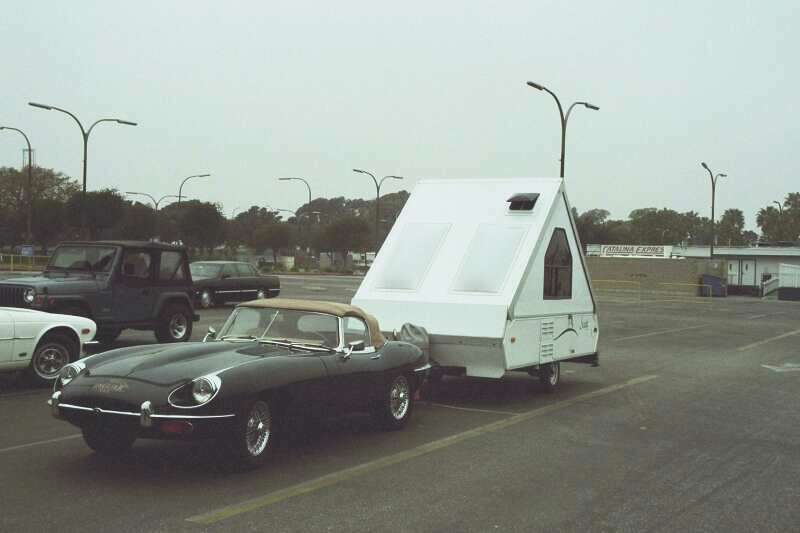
[352, 177, 598, 386]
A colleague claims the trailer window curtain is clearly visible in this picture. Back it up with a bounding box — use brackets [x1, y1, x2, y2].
[544, 228, 572, 299]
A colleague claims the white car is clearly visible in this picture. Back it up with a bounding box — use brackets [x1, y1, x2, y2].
[0, 307, 96, 385]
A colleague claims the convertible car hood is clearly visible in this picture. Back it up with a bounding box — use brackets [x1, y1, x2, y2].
[85, 341, 295, 386]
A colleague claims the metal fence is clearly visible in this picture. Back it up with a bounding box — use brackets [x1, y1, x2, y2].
[0, 254, 50, 272]
[592, 279, 716, 304]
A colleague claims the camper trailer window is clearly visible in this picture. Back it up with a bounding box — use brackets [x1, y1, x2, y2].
[342, 316, 370, 346]
[544, 228, 572, 300]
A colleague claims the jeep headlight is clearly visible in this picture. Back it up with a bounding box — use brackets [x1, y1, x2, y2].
[191, 376, 220, 405]
[24, 288, 36, 304]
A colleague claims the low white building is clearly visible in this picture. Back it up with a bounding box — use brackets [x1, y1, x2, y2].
[672, 245, 800, 296]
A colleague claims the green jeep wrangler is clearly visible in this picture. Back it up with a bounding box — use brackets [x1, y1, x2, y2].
[0, 241, 199, 345]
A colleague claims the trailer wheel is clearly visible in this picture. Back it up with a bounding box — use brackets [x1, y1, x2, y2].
[538, 362, 560, 391]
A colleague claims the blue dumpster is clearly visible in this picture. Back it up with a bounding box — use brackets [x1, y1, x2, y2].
[701, 274, 727, 297]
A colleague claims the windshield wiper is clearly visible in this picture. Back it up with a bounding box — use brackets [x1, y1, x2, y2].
[258, 338, 336, 353]
[219, 334, 258, 341]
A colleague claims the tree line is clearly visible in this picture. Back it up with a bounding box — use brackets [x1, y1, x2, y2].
[2, 165, 798, 259]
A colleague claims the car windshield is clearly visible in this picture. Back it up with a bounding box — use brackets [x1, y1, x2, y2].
[48, 246, 117, 272]
[190, 263, 222, 278]
[219, 307, 340, 348]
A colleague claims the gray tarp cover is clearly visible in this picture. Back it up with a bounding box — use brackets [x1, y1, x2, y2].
[397, 323, 430, 361]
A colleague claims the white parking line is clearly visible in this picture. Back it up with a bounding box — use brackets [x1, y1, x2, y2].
[0, 434, 81, 454]
[426, 402, 517, 416]
[186, 374, 658, 525]
[747, 314, 769, 320]
[737, 329, 800, 352]
[611, 324, 704, 342]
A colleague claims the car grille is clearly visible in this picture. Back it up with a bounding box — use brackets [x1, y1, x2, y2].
[0, 285, 26, 307]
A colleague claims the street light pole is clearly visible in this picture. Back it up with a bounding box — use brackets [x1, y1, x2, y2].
[0, 126, 34, 241]
[125, 192, 180, 239]
[278, 177, 312, 206]
[525, 82, 599, 178]
[28, 102, 136, 237]
[701, 162, 727, 258]
[177, 173, 211, 204]
[352, 169, 403, 250]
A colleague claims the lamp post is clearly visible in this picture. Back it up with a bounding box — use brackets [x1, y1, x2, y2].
[278, 177, 312, 206]
[28, 102, 136, 236]
[352, 169, 403, 250]
[125, 192, 179, 239]
[177, 173, 211, 204]
[525, 82, 599, 178]
[0, 126, 34, 241]
[701, 162, 727, 257]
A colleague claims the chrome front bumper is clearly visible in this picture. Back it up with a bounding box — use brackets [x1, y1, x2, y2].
[49, 392, 235, 428]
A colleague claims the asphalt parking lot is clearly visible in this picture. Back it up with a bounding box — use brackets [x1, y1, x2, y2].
[2, 276, 800, 532]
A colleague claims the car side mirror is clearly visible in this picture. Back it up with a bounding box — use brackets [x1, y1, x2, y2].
[203, 326, 217, 342]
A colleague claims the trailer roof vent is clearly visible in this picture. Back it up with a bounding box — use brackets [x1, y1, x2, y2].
[507, 193, 539, 211]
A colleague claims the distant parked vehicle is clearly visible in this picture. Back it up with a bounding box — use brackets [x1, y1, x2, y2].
[0, 241, 198, 345]
[0, 307, 96, 385]
[191, 261, 280, 308]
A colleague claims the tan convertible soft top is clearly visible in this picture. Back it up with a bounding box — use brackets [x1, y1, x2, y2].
[239, 298, 386, 348]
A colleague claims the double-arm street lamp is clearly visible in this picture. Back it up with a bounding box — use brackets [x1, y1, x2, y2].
[278, 177, 312, 206]
[525, 82, 599, 178]
[701, 162, 727, 257]
[177, 173, 211, 204]
[352, 169, 403, 250]
[125, 192, 180, 238]
[28, 102, 137, 235]
[0, 126, 34, 241]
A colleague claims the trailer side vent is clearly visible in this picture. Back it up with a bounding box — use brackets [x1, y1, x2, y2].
[541, 320, 554, 338]
[507, 193, 539, 211]
[541, 344, 554, 358]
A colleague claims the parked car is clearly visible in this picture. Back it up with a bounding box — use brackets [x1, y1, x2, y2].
[0, 307, 96, 385]
[0, 241, 198, 345]
[190, 261, 280, 308]
[49, 298, 429, 467]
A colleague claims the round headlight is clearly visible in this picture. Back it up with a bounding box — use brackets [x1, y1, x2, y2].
[24, 288, 36, 304]
[59, 364, 80, 386]
[191, 377, 218, 404]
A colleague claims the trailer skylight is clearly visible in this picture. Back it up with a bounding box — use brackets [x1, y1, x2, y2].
[452, 224, 527, 293]
[374, 222, 450, 291]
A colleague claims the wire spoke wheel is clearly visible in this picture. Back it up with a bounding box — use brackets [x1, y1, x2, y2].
[389, 375, 410, 420]
[245, 401, 272, 457]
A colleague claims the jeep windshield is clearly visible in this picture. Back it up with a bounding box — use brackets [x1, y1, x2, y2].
[47, 246, 117, 273]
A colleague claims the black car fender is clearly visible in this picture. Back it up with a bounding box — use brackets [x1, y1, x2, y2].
[214, 355, 330, 409]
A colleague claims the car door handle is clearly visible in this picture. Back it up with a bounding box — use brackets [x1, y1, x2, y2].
[370, 354, 381, 360]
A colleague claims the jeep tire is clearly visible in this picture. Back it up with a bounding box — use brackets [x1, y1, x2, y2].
[154, 302, 193, 343]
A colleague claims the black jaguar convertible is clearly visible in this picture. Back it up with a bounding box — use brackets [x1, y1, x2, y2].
[49, 299, 429, 466]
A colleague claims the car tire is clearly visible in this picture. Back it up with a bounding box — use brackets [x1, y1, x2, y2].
[227, 399, 275, 468]
[26, 333, 77, 386]
[95, 327, 122, 346]
[538, 362, 560, 392]
[154, 302, 193, 343]
[372, 373, 414, 430]
[199, 289, 215, 309]
[82, 424, 137, 455]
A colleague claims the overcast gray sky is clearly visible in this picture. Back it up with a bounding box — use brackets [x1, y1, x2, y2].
[1, 0, 796, 230]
